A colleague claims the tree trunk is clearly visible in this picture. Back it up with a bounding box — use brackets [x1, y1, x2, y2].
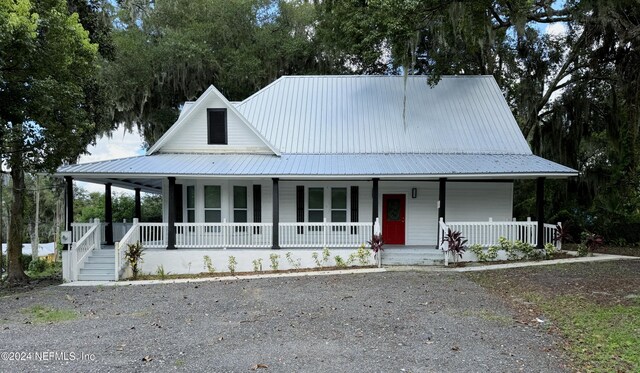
[31, 175, 40, 261]
[6, 126, 28, 284]
[7, 165, 28, 283]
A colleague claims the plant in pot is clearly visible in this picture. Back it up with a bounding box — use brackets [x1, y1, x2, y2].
[442, 229, 467, 265]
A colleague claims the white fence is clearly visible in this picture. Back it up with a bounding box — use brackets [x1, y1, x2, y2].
[72, 221, 135, 244]
[70, 219, 101, 281]
[279, 219, 373, 248]
[139, 223, 169, 249]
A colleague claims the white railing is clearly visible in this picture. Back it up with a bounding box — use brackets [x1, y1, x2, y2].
[279, 219, 373, 248]
[438, 218, 562, 266]
[71, 223, 94, 243]
[175, 221, 272, 248]
[103, 221, 135, 243]
[139, 223, 169, 249]
[115, 218, 140, 281]
[446, 218, 538, 247]
[70, 219, 101, 281]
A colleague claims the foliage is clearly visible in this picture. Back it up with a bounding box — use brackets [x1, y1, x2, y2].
[311, 252, 322, 268]
[1, 0, 114, 283]
[107, 0, 343, 146]
[577, 232, 604, 257]
[333, 255, 346, 268]
[321, 248, 331, 266]
[441, 229, 467, 261]
[27, 259, 49, 274]
[227, 256, 237, 274]
[269, 253, 280, 271]
[252, 258, 263, 272]
[468, 244, 499, 262]
[367, 234, 384, 254]
[285, 252, 301, 269]
[348, 244, 372, 266]
[124, 241, 144, 279]
[155, 265, 169, 280]
[203, 255, 215, 273]
[553, 223, 572, 244]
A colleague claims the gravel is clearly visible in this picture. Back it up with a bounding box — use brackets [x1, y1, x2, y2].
[0, 271, 569, 372]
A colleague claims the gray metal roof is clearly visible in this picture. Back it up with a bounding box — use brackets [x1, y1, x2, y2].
[58, 153, 577, 178]
[236, 75, 532, 155]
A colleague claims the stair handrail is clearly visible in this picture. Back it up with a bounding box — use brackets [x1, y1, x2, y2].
[438, 218, 450, 266]
[71, 219, 101, 281]
[115, 218, 140, 281]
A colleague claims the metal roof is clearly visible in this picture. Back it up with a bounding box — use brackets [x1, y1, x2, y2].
[236, 75, 532, 155]
[57, 153, 577, 178]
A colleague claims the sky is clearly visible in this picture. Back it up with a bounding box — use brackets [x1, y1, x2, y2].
[76, 126, 145, 194]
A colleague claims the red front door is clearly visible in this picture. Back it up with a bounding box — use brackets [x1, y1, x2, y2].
[382, 194, 406, 245]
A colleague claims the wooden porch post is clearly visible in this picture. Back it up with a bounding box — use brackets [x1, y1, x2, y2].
[104, 183, 114, 245]
[167, 177, 176, 250]
[134, 187, 142, 221]
[272, 178, 280, 249]
[64, 176, 74, 251]
[372, 178, 379, 235]
[437, 178, 447, 246]
[536, 177, 545, 249]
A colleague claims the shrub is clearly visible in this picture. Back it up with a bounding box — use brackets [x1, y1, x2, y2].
[578, 232, 604, 257]
[252, 258, 263, 272]
[311, 252, 322, 267]
[285, 252, 301, 269]
[468, 244, 498, 262]
[203, 255, 215, 273]
[227, 256, 237, 274]
[269, 253, 280, 271]
[352, 244, 371, 265]
[442, 229, 467, 262]
[28, 259, 49, 273]
[21, 254, 33, 271]
[368, 234, 384, 255]
[321, 248, 331, 265]
[124, 242, 144, 279]
[334, 255, 347, 268]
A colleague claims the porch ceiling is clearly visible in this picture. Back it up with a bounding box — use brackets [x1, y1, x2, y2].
[71, 177, 162, 193]
[56, 153, 578, 180]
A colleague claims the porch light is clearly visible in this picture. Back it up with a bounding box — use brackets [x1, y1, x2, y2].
[411, 188, 417, 199]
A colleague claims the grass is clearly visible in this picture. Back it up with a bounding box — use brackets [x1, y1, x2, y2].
[467, 262, 640, 373]
[535, 295, 640, 372]
[22, 305, 77, 323]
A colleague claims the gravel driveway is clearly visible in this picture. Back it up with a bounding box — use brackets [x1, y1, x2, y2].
[0, 271, 568, 372]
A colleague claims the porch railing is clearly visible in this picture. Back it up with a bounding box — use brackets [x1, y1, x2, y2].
[139, 223, 169, 249]
[438, 218, 561, 265]
[279, 219, 373, 248]
[175, 221, 272, 248]
[72, 223, 94, 243]
[72, 221, 134, 244]
[70, 219, 101, 281]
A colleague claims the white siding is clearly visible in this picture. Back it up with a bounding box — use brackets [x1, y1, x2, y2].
[159, 93, 272, 154]
[445, 182, 513, 221]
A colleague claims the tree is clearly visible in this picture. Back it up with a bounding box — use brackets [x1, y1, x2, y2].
[0, 0, 112, 284]
[107, 0, 343, 145]
[317, 0, 640, 237]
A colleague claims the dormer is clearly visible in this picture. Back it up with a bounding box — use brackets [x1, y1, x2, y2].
[147, 86, 279, 155]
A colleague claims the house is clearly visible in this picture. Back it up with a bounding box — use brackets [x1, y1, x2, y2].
[57, 75, 577, 281]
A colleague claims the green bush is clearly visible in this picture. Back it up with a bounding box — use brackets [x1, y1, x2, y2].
[28, 259, 49, 273]
[21, 254, 33, 271]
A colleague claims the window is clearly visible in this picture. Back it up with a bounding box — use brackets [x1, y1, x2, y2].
[204, 185, 221, 222]
[233, 186, 248, 223]
[331, 188, 347, 222]
[186, 185, 195, 223]
[308, 188, 324, 222]
[207, 109, 227, 145]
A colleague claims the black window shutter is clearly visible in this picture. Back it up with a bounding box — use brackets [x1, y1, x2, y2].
[253, 185, 261, 234]
[207, 109, 227, 145]
[296, 186, 304, 234]
[350, 186, 359, 234]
